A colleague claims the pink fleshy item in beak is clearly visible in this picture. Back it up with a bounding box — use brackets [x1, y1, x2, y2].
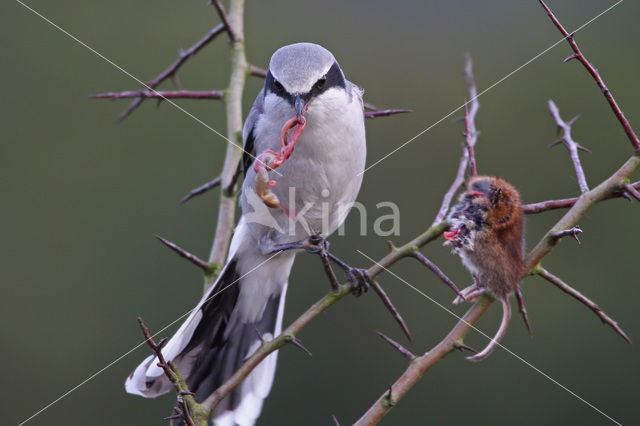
[443, 228, 460, 241]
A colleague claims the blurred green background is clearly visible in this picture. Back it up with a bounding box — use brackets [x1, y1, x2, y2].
[3, 0, 639, 425]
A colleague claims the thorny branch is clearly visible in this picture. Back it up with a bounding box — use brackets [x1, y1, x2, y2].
[137, 318, 198, 426]
[548, 99, 590, 193]
[522, 180, 640, 213]
[210, 0, 236, 42]
[515, 286, 533, 338]
[624, 182, 640, 201]
[354, 3, 638, 422]
[411, 251, 462, 298]
[536, 267, 631, 344]
[369, 280, 413, 343]
[432, 54, 479, 226]
[90, 90, 224, 101]
[113, 24, 226, 121]
[354, 296, 494, 425]
[179, 177, 221, 204]
[196, 221, 449, 418]
[364, 109, 411, 119]
[464, 53, 479, 177]
[376, 331, 416, 360]
[538, 0, 640, 152]
[155, 235, 212, 273]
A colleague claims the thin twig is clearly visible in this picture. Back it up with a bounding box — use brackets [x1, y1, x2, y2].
[515, 286, 533, 338]
[115, 24, 226, 121]
[210, 0, 236, 42]
[548, 99, 589, 193]
[550, 226, 583, 244]
[522, 181, 640, 213]
[433, 144, 468, 226]
[376, 331, 415, 360]
[624, 183, 640, 201]
[137, 318, 197, 426]
[370, 280, 413, 343]
[363, 102, 379, 111]
[538, 0, 640, 152]
[537, 267, 631, 344]
[432, 54, 480, 225]
[90, 90, 223, 100]
[463, 104, 477, 177]
[463, 53, 479, 177]
[249, 65, 267, 78]
[364, 109, 411, 119]
[411, 251, 463, 298]
[180, 177, 222, 204]
[155, 235, 212, 272]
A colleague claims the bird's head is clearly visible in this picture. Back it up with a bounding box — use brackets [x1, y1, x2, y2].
[265, 42, 346, 121]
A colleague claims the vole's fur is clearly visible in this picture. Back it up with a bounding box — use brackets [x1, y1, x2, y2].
[445, 176, 524, 361]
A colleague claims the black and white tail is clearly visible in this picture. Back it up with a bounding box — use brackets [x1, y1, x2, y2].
[126, 219, 295, 425]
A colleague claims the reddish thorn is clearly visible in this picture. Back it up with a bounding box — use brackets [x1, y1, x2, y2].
[268, 180, 276, 187]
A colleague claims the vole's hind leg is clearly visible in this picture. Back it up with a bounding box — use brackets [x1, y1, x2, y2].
[453, 285, 484, 305]
[467, 297, 512, 362]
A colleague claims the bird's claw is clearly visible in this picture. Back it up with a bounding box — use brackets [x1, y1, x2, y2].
[304, 233, 329, 254]
[346, 267, 371, 297]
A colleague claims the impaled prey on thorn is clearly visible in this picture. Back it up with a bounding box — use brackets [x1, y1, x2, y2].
[444, 176, 525, 361]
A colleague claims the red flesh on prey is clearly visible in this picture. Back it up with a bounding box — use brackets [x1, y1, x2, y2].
[253, 115, 307, 174]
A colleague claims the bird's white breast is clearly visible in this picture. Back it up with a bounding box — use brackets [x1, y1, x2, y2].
[243, 86, 366, 242]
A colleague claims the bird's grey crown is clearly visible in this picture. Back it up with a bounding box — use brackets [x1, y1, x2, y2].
[269, 42, 339, 94]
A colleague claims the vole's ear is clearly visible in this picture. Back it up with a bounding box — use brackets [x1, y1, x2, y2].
[488, 185, 503, 208]
[469, 177, 490, 194]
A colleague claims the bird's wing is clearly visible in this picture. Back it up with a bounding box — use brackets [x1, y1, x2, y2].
[242, 88, 265, 175]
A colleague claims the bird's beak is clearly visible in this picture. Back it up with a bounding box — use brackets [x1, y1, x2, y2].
[294, 95, 307, 121]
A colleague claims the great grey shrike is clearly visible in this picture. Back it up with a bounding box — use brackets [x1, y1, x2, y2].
[125, 42, 367, 426]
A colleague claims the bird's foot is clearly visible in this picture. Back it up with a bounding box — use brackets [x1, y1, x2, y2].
[324, 250, 371, 297]
[261, 233, 327, 255]
[302, 233, 371, 296]
[263, 233, 370, 296]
